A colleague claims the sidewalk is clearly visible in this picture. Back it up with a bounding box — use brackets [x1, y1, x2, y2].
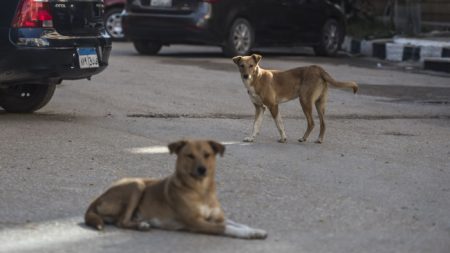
[342, 32, 450, 73]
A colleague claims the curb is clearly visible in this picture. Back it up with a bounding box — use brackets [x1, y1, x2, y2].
[342, 36, 450, 73]
[423, 58, 450, 73]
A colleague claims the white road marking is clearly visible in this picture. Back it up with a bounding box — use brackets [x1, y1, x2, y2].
[126, 142, 251, 155]
[221, 141, 252, 146]
[127, 146, 169, 154]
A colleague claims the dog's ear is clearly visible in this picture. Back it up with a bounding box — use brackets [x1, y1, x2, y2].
[208, 140, 225, 157]
[168, 140, 187, 155]
[232, 56, 242, 64]
[252, 54, 262, 64]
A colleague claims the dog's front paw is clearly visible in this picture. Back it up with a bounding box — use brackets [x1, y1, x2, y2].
[315, 139, 323, 144]
[138, 221, 151, 231]
[298, 138, 306, 143]
[225, 225, 268, 240]
[243, 137, 255, 142]
[249, 228, 268, 239]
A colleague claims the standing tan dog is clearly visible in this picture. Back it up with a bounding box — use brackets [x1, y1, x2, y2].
[233, 54, 358, 143]
[84, 139, 267, 239]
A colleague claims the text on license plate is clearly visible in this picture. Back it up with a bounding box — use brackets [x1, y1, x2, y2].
[151, 0, 172, 7]
[77, 48, 99, 69]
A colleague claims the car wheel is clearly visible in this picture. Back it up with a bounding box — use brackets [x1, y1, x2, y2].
[313, 19, 342, 57]
[104, 8, 125, 40]
[223, 18, 254, 57]
[0, 84, 56, 113]
[133, 40, 162, 55]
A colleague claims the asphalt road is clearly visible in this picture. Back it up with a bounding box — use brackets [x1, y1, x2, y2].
[1, 43, 449, 253]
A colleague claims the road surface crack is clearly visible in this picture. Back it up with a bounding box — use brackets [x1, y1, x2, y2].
[127, 113, 450, 120]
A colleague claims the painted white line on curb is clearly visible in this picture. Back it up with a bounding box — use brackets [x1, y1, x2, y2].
[386, 43, 404, 62]
[360, 40, 373, 56]
[342, 36, 352, 52]
[420, 46, 443, 61]
[394, 37, 450, 48]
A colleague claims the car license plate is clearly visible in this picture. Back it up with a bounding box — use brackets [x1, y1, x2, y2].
[151, 0, 172, 7]
[77, 48, 99, 69]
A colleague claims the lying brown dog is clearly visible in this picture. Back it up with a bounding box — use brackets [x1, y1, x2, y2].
[233, 54, 358, 143]
[85, 139, 267, 239]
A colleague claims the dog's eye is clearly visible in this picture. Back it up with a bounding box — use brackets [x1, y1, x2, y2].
[249, 65, 253, 68]
[204, 153, 210, 159]
[187, 154, 195, 159]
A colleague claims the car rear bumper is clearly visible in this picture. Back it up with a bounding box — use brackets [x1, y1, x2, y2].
[0, 45, 111, 84]
[122, 11, 221, 45]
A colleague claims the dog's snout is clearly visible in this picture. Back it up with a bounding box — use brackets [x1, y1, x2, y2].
[197, 166, 207, 176]
[243, 74, 249, 79]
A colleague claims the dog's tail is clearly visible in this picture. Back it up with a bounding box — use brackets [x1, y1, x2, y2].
[84, 201, 104, 230]
[320, 68, 358, 94]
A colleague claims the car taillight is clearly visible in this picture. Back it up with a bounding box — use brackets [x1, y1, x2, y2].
[12, 0, 54, 28]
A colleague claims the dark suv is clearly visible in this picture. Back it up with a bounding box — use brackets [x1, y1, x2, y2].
[0, 0, 111, 113]
[122, 0, 346, 57]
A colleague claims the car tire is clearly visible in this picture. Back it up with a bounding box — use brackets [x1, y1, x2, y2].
[313, 19, 342, 57]
[223, 18, 254, 57]
[133, 40, 162, 55]
[104, 8, 125, 40]
[0, 84, 56, 113]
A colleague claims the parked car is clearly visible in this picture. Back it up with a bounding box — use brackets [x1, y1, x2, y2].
[0, 0, 111, 113]
[104, 0, 126, 40]
[122, 0, 346, 57]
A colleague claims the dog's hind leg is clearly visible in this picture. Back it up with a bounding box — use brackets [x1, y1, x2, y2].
[244, 104, 265, 142]
[298, 98, 315, 142]
[85, 200, 106, 230]
[269, 105, 287, 143]
[116, 182, 148, 231]
[315, 93, 327, 143]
